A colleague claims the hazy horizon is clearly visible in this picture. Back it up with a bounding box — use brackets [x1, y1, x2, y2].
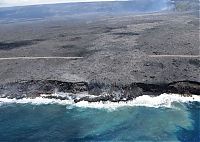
[0, 0, 128, 7]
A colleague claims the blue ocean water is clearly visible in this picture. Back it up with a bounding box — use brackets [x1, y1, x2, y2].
[0, 102, 199, 142]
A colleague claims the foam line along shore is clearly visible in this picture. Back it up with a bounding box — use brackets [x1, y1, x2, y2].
[0, 93, 200, 110]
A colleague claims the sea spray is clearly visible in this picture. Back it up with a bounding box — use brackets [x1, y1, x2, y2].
[0, 93, 200, 110]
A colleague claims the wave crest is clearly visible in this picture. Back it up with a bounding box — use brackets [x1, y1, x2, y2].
[0, 93, 199, 110]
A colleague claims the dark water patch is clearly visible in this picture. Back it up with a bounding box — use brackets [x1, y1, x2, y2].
[177, 102, 200, 142]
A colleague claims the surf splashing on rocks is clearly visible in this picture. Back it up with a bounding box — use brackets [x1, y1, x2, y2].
[0, 93, 200, 110]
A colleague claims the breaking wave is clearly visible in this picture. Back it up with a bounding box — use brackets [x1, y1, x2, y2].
[0, 93, 200, 110]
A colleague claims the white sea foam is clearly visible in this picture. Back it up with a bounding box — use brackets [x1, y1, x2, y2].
[0, 97, 73, 105]
[74, 93, 200, 110]
[0, 93, 199, 110]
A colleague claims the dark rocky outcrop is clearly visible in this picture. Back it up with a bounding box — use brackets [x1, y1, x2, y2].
[0, 80, 199, 102]
[0, 39, 45, 50]
[0, 80, 88, 99]
[167, 81, 200, 95]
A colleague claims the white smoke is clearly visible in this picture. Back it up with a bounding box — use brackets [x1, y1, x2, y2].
[0, 0, 124, 7]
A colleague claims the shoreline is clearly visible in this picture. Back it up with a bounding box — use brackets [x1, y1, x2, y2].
[0, 0, 199, 102]
[0, 93, 200, 110]
[0, 80, 199, 103]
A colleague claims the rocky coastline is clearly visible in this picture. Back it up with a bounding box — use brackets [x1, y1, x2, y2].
[0, 0, 199, 104]
[0, 80, 199, 103]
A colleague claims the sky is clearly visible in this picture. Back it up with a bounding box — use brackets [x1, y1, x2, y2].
[0, 0, 125, 7]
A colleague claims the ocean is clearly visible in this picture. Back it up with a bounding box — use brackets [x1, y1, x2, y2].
[0, 94, 199, 142]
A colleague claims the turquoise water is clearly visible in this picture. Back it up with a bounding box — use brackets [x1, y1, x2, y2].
[0, 102, 199, 142]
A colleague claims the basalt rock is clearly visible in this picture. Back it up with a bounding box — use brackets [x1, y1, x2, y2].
[0, 80, 88, 98]
[0, 80, 199, 102]
[167, 81, 200, 95]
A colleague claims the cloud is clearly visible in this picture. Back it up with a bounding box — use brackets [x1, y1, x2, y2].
[0, 0, 121, 7]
